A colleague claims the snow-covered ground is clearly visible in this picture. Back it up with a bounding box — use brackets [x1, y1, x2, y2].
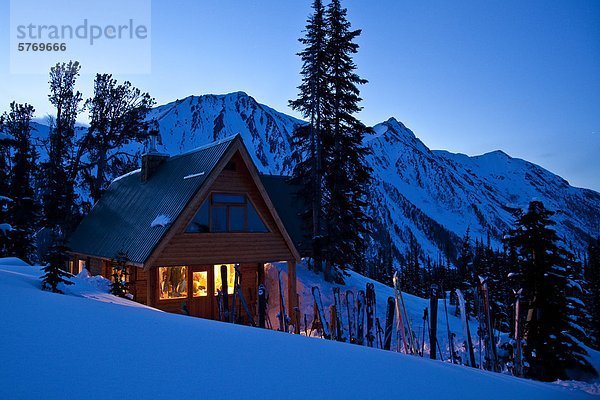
[0, 258, 595, 399]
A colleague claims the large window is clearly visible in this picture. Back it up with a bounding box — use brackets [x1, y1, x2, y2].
[214, 264, 235, 295]
[159, 266, 188, 300]
[186, 193, 268, 233]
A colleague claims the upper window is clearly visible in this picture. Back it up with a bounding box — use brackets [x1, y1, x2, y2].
[186, 193, 268, 233]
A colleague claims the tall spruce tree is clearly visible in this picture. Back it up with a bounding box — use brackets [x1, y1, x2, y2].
[41, 61, 83, 239]
[82, 74, 156, 203]
[2, 102, 39, 262]
[290, 0, 329, 273]
[506, 201, 594, 381]
[321, 0, 372, 281]
[0, 115, 12, 255]
[585, 237, 600, 349]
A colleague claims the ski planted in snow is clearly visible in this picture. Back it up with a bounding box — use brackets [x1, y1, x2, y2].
[277, 269, 288, 332]
[383, 296, 395, 350]
[456, 289, 476, 367]
[443, 289, 457, 364]
[393, 272, 409, 354]
[357, 290, 366, 345]
[478, 276, 498, 372]
[216, 289, 224, 321]
[258, 283, 267, 328]
[233, 265, 255, 326]
[230, 265, 240, 323]
[220, 264, 230, 322]
[429, 284, 439, 360]
[513, 288, 524, 377]
[333, 287, 345, 341]
[365, 283, 376, 347]
[346, 290, 356, 343]
[312, 286, 330, 339]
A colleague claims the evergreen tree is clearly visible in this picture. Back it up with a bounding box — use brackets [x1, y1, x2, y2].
[289, 0, 329, 273]
[82, 74, 156, 203]
[41, 61, 83, 238]
[2, 102, 39, 262]
[585, 237, 600, 349]
[0, 115, 12, 255]
[41, 234, 73, 294]
[367, 222, 394, 283]
[110, 251, 130, 298]
[321, 0, 372, 281]
[506, 201, 595, 381]
[291, 0, 372, 282]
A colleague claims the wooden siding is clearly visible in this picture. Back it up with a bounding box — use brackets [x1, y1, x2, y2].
[89, 258, 103, 276]
[154, 152, 295, 266]
[130, 268, 148, 305]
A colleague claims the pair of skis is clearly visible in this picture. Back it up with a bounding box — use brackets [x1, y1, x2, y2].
[393, 272, 417, 354]
[456, 289, 477, 367]
[312, 286, 331, 339]
[477, 277, 498, 372]
[216, 265, 255, 326]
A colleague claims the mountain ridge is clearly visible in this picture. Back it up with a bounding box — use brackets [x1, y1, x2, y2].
[27, 91, 599, 263]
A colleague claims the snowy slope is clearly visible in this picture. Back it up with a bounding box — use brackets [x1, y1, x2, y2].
[0, 258, 593, 399]
[143, 93, 600, 261]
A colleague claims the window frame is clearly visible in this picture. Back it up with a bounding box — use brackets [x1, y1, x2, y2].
[186, 191, 270, 234]
[157, 266, 189, 301]
[210, 192, 248, 233]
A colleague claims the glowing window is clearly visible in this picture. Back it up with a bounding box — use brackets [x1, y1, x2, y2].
[111, 267, 130, 282]
[192, 271, 208, 297]
[78, 260, 86, 274]
[214, 264, 235, 295]
[158, 266, 188, 300]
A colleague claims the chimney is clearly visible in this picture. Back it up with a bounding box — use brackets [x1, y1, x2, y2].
[141, 130, 169, 182]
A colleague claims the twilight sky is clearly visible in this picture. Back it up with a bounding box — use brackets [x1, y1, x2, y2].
[1, 0, 599, 191]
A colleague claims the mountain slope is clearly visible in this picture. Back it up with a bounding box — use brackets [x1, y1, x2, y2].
[144, 92, 599, 261]
[147, 91, 302, 174]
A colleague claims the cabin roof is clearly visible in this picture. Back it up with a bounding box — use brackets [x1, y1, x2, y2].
[68, 135, 306, 264]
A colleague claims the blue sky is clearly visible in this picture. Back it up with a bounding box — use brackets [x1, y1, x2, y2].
[1, 0, 599, 190]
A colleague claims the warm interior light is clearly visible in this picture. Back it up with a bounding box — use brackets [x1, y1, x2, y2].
[158, 266, 188, 300]
[214, 264, 235, 295]
[192, 271, 208, 297]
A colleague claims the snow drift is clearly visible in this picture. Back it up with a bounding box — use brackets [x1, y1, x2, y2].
[0, 258, 594, 399]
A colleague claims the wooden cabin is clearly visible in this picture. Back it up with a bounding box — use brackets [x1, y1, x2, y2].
[68, 135, 305, 327]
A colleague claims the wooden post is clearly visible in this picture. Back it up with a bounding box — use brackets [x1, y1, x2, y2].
[287, 260, 299, 333]
[257, 263, 265, 285]
[429, 284, 439, 360]
[147, 266, 156, 307]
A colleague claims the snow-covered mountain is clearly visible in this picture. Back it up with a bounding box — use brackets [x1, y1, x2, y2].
[143, 91, 599, 262]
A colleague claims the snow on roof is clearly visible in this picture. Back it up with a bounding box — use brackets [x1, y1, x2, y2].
[150, 214, 171, 228]
[183, 172, 205, 180]
[111, 168, 141, 184]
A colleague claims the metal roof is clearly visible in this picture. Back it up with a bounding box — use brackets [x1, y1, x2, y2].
[68, 135, 238, 264]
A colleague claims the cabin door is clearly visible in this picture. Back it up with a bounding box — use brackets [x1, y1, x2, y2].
[188, 266, 213, 319]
